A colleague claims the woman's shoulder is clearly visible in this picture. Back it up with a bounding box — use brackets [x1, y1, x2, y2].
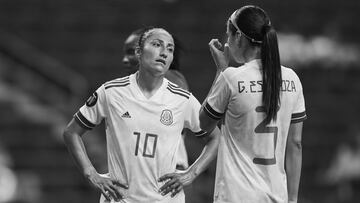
[165, 77, 192, 100]
[165, 70, 189, 90]
[105, 75, 131, 84]
[281, 65, 301, 81]
[102, 75, 131, 90]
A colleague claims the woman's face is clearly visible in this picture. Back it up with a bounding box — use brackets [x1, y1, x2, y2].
[122, 34, 140, 74]
[139, 29, 174, 75]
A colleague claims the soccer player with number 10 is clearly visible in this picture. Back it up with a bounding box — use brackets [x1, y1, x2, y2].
[63, 27, 220, 203]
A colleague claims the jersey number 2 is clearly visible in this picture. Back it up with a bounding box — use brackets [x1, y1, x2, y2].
[134, 132, 158, 158]
[253, 106, 278, 165]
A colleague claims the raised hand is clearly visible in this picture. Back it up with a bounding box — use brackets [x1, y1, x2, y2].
[208, 39, 230, 72]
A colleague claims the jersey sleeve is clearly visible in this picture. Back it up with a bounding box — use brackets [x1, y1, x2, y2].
[291, 75, 307, 123]
[204, 72, 231, 120]
[74, 85, 107, 130]
[183, 94, 207, 137]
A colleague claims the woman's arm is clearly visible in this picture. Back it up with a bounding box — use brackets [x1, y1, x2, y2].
[285, 122, 303, 203]
[63, 119, 95, 177]
[158, 127, 220, 197]
[63, 118, 127, 201]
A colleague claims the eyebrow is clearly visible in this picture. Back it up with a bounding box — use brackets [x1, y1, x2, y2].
[152, 38, 174, 47]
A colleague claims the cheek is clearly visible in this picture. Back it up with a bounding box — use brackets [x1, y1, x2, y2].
[228, 43, 236, 54]
[142, 47, 157, 59]
[129, 57, 139, 65]
[141, 51, 153, 62]
[166, 55, 174, 67]
[168, 54, 174, 62]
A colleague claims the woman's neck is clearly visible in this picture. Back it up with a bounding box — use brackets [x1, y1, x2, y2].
[136, 70, 164, 98]
[242, 46, 261, 63]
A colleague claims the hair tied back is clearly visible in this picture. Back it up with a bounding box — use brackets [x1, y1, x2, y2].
[262, 23, 272, 35]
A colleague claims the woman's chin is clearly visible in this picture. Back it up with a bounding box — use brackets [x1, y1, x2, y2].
[152, 65, 169, 75]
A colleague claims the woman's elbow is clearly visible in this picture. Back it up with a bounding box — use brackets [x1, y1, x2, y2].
[62, 127, 81, 145]
[63, 128, 73, 143]
[289, 139, 302, 151]
[295, 141, 302, 150]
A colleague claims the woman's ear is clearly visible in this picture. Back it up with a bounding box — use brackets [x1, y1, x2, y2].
[237, 32, 250, 48]
[235, 31, 242, 42]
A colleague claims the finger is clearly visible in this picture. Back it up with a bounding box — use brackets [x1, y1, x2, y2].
[209, 39, 223, 50]
[100, 188, 111, 201]
[103, 186, 117, 201]
[208, 39, 218, 46]
[160, 179, 179, 195]
[171, 185, 183, 197]
[213, 40, 223, 50]
[159, 177, 177, 192]
[209, 41, 221, 52]
[112, 179, 129, 189]
[160, 184, 172, 196]
[158, 173, 174, 182]
[170, 181, 181, 191]
[109, 184, 123, 201]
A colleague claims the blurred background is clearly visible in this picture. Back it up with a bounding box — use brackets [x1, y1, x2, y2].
[0, 0, 360, 202]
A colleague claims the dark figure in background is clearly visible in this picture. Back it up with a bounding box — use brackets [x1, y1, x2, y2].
[201, 5, 307, 203]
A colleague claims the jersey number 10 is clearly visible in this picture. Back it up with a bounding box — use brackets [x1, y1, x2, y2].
[134, 132, 158, 158]
[253, 106, 278, 165]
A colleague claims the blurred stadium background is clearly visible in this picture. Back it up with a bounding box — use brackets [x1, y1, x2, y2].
[0, 0, 360, 202]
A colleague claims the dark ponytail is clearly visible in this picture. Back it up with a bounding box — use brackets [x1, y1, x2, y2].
[230, 5, 282, 124]
[261, 25, 282, 124]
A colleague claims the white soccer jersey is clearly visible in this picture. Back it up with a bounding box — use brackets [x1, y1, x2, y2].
[74, 73, 206, 203]
[205, 60, 307, 203]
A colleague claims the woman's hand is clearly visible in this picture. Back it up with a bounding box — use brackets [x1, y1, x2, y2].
[158, 170, 196, 197]
[209, 39, 230, 72]
[86, 172, 128, 202]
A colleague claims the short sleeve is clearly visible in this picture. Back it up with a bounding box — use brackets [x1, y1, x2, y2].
[74, 85, 107, 130]
[291, 76, 307, 123]
[204, 72, 231, 120]
[183, 94, 207, 137]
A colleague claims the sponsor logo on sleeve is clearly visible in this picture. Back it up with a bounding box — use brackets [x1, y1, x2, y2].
[86, 92, 98, 107]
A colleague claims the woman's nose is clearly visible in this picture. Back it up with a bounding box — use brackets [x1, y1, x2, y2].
[122, 56, 130, 65]
[160, 52, 167, 59]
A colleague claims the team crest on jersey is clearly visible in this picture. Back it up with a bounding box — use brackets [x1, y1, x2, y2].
[160, 109, 173, 126]
[85, 92, 98, 107]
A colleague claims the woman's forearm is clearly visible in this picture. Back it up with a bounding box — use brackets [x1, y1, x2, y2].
[63, 128, 97, 177]
[286, 139, 302, 202]
[187, 127, 220, 178]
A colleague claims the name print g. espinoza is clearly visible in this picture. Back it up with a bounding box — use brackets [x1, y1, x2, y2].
[238, 80, 296, 93]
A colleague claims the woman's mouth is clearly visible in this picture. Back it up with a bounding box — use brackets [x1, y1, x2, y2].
[155, 59, 166, 65]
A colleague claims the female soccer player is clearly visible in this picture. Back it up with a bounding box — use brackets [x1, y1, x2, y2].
[201, 5, 307, 203]
[63, 27, 220, 203]
[122, 27, 189, 170]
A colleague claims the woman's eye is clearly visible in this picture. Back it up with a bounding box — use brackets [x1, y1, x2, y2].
[168, 48, 174, 53]
[152, 42, 160, 47]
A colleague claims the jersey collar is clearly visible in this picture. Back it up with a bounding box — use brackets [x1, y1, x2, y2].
[129, 72, 167, 101]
